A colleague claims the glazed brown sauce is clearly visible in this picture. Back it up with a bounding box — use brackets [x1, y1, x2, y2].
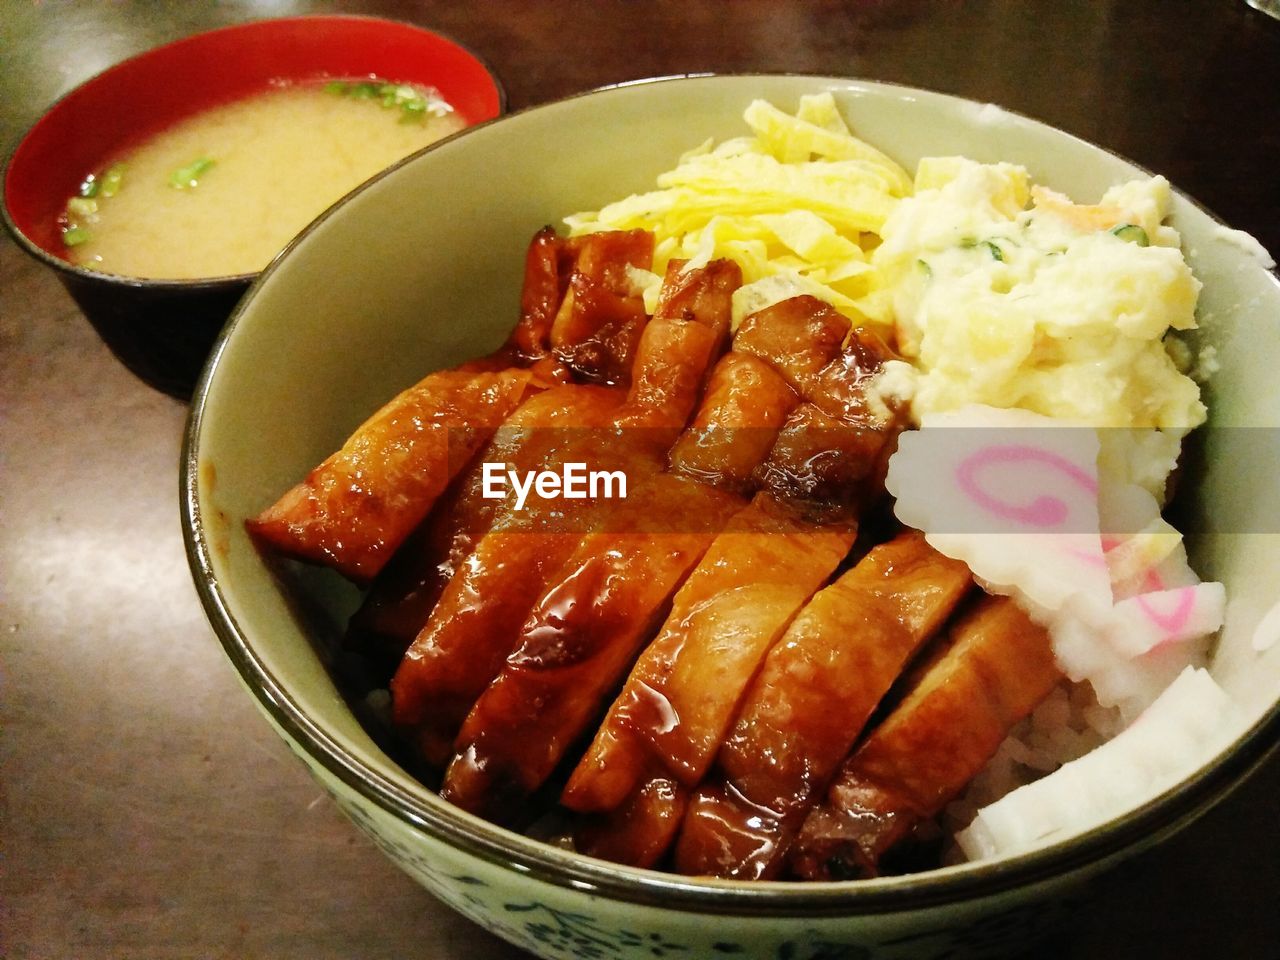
[667, 352, 801, 493]
[732, 295, 851, 395]
[674, 782, 788, 880]
[788, 799, 904, 881]
[550, 230, 655, 384]
[622, 679, 682, 737]
[512, 552, 630, 670]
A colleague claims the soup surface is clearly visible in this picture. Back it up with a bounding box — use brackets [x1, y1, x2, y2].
[65, 83, 463, 279]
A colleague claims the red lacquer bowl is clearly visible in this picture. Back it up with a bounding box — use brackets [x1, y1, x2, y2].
[2, 15, 504, 399]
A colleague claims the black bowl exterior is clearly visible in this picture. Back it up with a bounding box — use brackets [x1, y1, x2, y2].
[56, 270, 249, 400]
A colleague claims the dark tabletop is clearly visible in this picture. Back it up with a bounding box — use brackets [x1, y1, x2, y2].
[3, 2, 1279, 958]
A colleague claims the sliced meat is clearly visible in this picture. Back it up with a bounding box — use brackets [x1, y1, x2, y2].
[613, 259, 740, 434]
[391, 261, 740, 769]
[731, 295, 851, 397]
[441, 473, 744, 823]
[642, 305, 897, 540]
[343, 238, 668, 654]
[563, 316, 910, 868]
[664, 291, 857, 494]
[341, 478, 477, 666]
[810, 325, 903, 424]
[671, 532, 970, 879]
[246, 367, 536, 583]
[247, 228, 657, 583]
[347, 383, 622, 660]
[667, 353, 800, 494]
[389, 388, 628, 765]
[755, 403, 886, 519]
[754, 324, 900, 522]
[506, 226, 578, 362]
[787, 594, 1062, 881]
[550, 229, 655, 385]
[562, 494, 855, 867]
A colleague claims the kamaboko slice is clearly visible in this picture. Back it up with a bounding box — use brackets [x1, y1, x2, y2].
[886, 404, 1112, 626]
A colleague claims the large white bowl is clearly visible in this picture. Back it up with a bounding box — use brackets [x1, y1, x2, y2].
[182, 75, 1280, 959]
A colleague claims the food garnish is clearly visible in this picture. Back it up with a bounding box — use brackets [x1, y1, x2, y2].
[99, 163, 125, 197]
[168, 156, 215, 190]
[323, 76, 453, 123]
[60, 165, 127, 248]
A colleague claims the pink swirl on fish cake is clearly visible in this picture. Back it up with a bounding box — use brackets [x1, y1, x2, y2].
[955, 443, 1099, 529]
[1135, 586, 1196, 639]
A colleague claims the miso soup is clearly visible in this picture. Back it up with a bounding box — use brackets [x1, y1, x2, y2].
[61, 81, 464, 279]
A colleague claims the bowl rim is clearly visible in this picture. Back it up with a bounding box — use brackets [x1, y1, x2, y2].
[181, 71, 1280, 916]
[0, 12, 507, 291]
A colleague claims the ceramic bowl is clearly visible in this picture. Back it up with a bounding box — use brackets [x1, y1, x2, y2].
[2, 15, 503, 399]
[181, 75, 1280, 959]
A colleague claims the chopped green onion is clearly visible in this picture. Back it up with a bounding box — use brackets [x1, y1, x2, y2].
[385, 83, 427, 119]
[323, 77, 443, 122]
[917, 258, 933, 277]
[64, 163, 124, 248]
[1110, 223, 1150, 246]
[169, 156, 215, 189]
[100, 164, 125, 197]
[398, 99, 428, 122]
[981, 240, 1005, 262]
[66, 196, 98, 218]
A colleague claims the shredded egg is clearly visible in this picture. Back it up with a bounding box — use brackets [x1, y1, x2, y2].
[565, 94, 911, 329]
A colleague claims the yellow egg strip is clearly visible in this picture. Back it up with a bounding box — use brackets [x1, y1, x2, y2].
[565, 93, 911, 331]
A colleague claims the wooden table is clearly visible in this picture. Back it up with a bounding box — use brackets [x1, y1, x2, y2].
[4, 2, 1278, 957]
